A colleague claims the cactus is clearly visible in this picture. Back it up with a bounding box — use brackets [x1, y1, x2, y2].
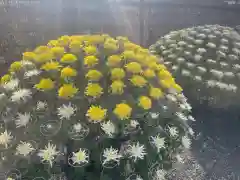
[0, 34, 193, 180]
[150, 25, 240, 108]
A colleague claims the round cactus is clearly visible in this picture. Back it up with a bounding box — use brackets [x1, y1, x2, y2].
[0, 34, 193, 180]
[150, 25, 240, 108]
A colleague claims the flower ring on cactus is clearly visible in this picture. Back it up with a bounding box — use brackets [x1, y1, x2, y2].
[0, 34, 193, 179]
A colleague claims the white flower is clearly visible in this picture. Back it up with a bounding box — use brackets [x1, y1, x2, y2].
[221, 38, 229, 44]
[228, 54, 238, 61]
[197, 66, 207, 73]
[189, 30, 197, 35]
[184, 51, 191, 56]
[11, 88, 32, 102]
[214, 30, 221, 35]
[197, 48, 206, 54]
[177, 41, 187, 46]
[24, 69, 41, 79]
[153, 168, 167, 180]
[217, 51, 226, 58]
[73, 123, 82, 133]
[15, 112, 31, 128]
[150, 112, 159, 119]
[194, 54, 202, 61]
[57, 103, 76, 120]
[130, 120, 139, 128]
[210, 69, 224, 79]
[176, 57, 185, 63]
[206, 42, 216, 48]
[38, 143, 59, 167]
[102, 147, 122, 165]
[226, 84, 237, 92]
[162, 50, 171, 55]
[167, 54, 177, 59]
[206, 80, 217, 88]
[168, 127, 178, 137]
[127, 142, 146, 161]
[181, 69, 191, 77]
[0, 130, 13, 148]
[197, 33, 206, 39]
[206, 59, 216, 64]
[71, 148, 89, 165]
[16, 141, 35, 156]
[176, 112, 188, 121]
[182, 136, 192, 149]
[187, 44, 195, 49]
[195, 39, 204, 45]
[186, 62, 195, 69]
[101, 121, 116, 137]
[188, 127, 195, 136]
[224, 71, 234, 78]
[219, 45, 228, 52]
[208, 34, 216, 39]
[2, 79, 19, 91]
[169, 44, 177, 48]
[151, 135, 165, 152]
[171, 65, 178, 71]
[233, 48, 240, 56]
[136, 175, 143, 180]
[36, 101, 48, 110]
[193, 75, 202, 82]
[233, 64, 240, 70]
[176, 154, 184, 163]
[165, 94, 177, 102]
[21, 60, 34, 67]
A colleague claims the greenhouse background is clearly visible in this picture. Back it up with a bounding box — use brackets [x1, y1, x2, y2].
[0, 0, 240, 179]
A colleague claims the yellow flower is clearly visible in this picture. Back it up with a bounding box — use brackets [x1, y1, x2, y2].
[129, 75, 147, 87]
[172, 83, 183, 93]
[150, 87, 163, 100]
[69, 40, 82, 53]
[137, 48, 149, 55]
[47, 40, 59, 47]
[113, 103, 132, 120]
[111, 68, 125, 80]
[107, 55, 122, 67]
[116, 36, 129, 42]
[61, 67, 77, 78]
[124, 42, 140, 51]
[86, 105, 107, 122]
[110, 80, 125, 95]
[159, 79, 174, 89]
[9, 61, 22, 72]
[84, 56, 99, 68]
[85, 70, 103, 81]
[34, 46, 49, 54]
[22, 52, 36, 61]
[143, 69, 156, 78]
[35, 78, 54, 90]
[158, 70, 172, 80]
[122, 51, 135, 60]
[51, 47, 65, 58]
[58, 84, 78, 99]
[155, 64, 167, 71]
[138, 96, 152, 110]
[60, 54, 78, 63]
[103, 42, 118, 52]
[58, 35, 70, 46]
[84, 46, 98, 55]
[1, 74, 11, 84]
[88, 35, 105, 44]
[147, 62, 159, 71]
[84, 83, 103, 98]
[41, 61, 62, 71]
[125, 62, 142, 74]
[34, 52, 53, 63]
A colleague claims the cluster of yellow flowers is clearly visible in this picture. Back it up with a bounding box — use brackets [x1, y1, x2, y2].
[1, 34, 182, 123]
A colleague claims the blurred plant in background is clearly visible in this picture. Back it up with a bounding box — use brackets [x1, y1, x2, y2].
[150, 25, 240, 108]
[0, 34, 194, 180]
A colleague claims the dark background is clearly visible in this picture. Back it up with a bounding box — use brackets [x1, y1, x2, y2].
[0, 0, 240, 179]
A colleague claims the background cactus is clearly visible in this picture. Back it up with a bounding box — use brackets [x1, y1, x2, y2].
[150, 25, 240, 108]
[0, 34, 193, 180]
